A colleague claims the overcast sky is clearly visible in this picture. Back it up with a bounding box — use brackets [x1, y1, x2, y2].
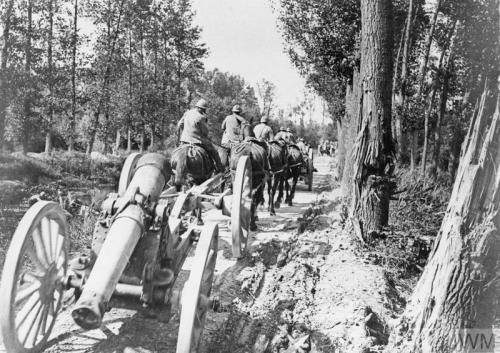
[190, 0, 314, 111]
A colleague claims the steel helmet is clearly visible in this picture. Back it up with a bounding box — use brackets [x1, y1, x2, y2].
[279, 126, 285, 131]
[232, 104, 242, 113]
[195, 99, 208, 110]
[286, 127, 291, 132]
[260, 116, 268, 123]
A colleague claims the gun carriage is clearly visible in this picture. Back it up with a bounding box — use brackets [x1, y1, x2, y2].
[0, 152, 252, 353]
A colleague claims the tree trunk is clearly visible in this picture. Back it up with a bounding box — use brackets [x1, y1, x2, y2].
[126, 28, 133, 154]
[336, 116, 345, 178]
[68, 0, 78, 152]
[350, 0, 395, 241]
[387, 80, 500, 353]
[139, 126, 145, 153]
[418, 0, 442, 96]
[430, 69, 449, 178]
[127, 127, 132, 153]
[0, 0, 15, 151]
[421, 20, 458, 178]
[341, 69, 361, 198]
[420, 88, 437, 178]
[113, 129, 120, 154]
[410, 129, 418, 173]
[408, 0, 441, 169]
[22, 0, 33, 154]
[45, 0, 54, 154]
[394, 0, 414, 162]
[86, 0, 125, 155]
[431, 22, 458, 178]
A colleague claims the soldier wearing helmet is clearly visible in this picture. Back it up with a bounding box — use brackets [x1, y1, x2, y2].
[274, 126, 288, 143]
[285, 127, 296, 144]
[221, 104, 249, 147]
[253, 115, 274, 142]
[177, 98, 224, 172]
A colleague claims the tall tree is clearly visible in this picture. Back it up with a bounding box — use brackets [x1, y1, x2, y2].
[393, 0, 414, 162]
[44, 0, 55, 153]
[350, 0, 395, 240]
[409, 0, 442, 172]
[420, 18, 457, 177]
[21, 0, 34, 154]
[388, 79, 500, 353]
[86, 0, 125, 155]
[257, 79, 276, 120]
[68, 0, 78, 152]
[0, 0, 15, 150]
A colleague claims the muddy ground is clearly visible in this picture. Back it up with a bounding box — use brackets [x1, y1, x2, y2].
[0, 156, 406, 353]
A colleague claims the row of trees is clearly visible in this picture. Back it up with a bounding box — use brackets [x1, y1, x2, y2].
[274, 0, 499, 351]
[0, 0, 268, 154]
[274, 0, 498, 180]
[0, 0, 333, 154]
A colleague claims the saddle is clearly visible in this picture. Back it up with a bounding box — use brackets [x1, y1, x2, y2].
[171, 143, 214, 183]
[230, 140, 269, 177]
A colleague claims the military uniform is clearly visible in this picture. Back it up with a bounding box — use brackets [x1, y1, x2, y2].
[274, 130, 288, 142]
[285, 132, 296, 144]
[221, 113, 248, 146]
[254, 123, 274, 141]
[177, 108, 223, 171]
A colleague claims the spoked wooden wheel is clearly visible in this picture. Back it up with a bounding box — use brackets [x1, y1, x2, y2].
[307, 149, 314, 192]
[231, 156, 252, 258]
[176, 223, 218, 353]
[118, 152, 142, 195]
[0, 201, 68, 353]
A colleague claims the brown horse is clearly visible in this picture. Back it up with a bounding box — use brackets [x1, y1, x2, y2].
[171, 143, 214, 191]
[276, 144, 303, 206]
[227, 125, 269, 230]
[266, 140, 287, 215]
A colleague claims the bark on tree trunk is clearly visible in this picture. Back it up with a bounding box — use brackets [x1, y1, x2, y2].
[341, 70, 361, 198]
[350, 0, 395, 241]
[387, 81, 500, 353]
[0, 0, 15, 151]
[68, 0, 78, 152]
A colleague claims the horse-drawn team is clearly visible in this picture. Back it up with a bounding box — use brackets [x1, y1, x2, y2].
[171, 98, 313, 231]
[318, 140, 336, 156]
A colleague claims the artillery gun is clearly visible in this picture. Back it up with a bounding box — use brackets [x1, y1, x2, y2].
[0, 152, 253, 353]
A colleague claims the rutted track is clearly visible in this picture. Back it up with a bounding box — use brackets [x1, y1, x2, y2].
[0, 156, 337, 353]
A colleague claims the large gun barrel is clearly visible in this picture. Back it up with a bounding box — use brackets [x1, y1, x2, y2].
[72, 153, 170, 329]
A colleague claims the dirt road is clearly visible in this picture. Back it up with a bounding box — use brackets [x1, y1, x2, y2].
[0, 156, 338, 353]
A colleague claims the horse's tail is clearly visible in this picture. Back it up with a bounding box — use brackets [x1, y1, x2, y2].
[175, 146, 188, 191]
